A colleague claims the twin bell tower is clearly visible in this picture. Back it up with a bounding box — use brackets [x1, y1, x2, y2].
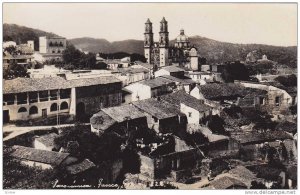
[144, 17, 169, 67]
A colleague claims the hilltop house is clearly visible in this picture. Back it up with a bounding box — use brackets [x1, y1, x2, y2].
[236, 81, 294, 114]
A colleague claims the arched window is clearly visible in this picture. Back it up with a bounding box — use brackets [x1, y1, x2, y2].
[50, 103, 58, 112]
[57, 50, 61, 53]
[18, 107, 27, 113]
[29, 106, 38, 115]
[60, 102, 68, 110]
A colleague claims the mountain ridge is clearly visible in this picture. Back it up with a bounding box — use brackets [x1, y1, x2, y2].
[3, 23, 297, 67]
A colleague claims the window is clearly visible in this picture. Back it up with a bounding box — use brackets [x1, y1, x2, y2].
[4, 94, 15, 105]
[292, 97, 296, 105]
[60, 102, 68, 110]
[50, 90, 58, 100]
[153, 117, 158, 123]
[17, 93, 27, 105]
[29, 106, 38, 115]
[18, 107, 27, 113]
[29, 92, 38, 103]
[259, 97, 265, 105]
[275, 96, 280, 106]
[60, 89, 71, 99]
[39, 91, 49, 102]
[52, 50, 55, 53]
[188, 112, 192, 117]
[50, 103, 58, 112]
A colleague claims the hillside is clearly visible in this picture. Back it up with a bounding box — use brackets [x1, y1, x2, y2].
[69, 37, 144, 54]
[3, 23, 59, 51]
[3, 24, 297, 67]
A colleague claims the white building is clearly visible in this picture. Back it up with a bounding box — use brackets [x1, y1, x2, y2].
[124, 77, 176, 102]
[39, 36, 67, 61]
[154, 66, 185, 78]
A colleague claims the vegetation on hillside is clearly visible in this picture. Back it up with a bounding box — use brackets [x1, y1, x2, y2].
[4, 24, 296, 68]
[3, 23, 59, 51]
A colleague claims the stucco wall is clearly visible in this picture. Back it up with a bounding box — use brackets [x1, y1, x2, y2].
[3, 98, 71, 121]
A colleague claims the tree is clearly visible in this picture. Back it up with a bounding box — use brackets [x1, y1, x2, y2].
[206, 115, 228, 135]
[62, 44, 84, 66]
[92, 62, 108, 70]
[289, 105, 297, 115]
[221, 61, 250, 82]
[250, 181, 267, 189]
[62, 44, 97, 70]
[4, 45, 18, 55]
[4, 61, 29, 79]
[54, 125, 123, 163]
[275, 74, 297, 87]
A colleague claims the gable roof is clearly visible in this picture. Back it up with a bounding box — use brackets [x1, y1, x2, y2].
[196, 83, 246, 99]
[160, 66, 184, 73]
[11, 145, 70, 166]
[4, 76, 121, 94]
[66, 159, 96, 175]
[209, 176, 247, 189]
[187, 124, 229, 143]
[101, 104, 146, 122]
[112, 67, 149, 74]
[35, 133, 59, 148]
[133, 63, 153, 70]
[140, 77, 175, 89]
[132, 98, 182, 119]
[161, 90, 211, 112]
[160, 75, 195, 85]
[90, 111, 117, 131]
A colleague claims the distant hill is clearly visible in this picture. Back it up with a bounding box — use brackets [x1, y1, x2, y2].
[70, 36, 296, 68]
[187, 35, 297, 68]
[69, 37, 144, 54]
[3, 24, 297, 68]
[3, 23, 60, 51]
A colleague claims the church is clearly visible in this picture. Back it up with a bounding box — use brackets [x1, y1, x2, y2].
[144, 17, 199, 71]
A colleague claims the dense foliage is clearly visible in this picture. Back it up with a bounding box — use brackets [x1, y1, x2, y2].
[5, 24, 297, 68]
[221, 61, 250, 82]
[3, 62, 29, 79]
[274, 74, 297, 87]
[54, 125, 123, 162]
[62, 44, 96, 70]
[3, 24, 59, 51]
[99, 52, 146, 63]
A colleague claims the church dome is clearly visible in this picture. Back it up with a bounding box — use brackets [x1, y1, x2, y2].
[176, 29, 189, 42]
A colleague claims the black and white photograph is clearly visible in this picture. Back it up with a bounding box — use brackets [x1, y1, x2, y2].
[1, 1, 298, 192]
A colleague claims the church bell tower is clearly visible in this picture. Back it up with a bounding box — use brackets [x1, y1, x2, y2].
[159, 17, 169, 67]
[144, 18, 154, 64]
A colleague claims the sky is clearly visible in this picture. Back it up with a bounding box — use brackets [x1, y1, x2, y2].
[3, 3, 297, 46]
